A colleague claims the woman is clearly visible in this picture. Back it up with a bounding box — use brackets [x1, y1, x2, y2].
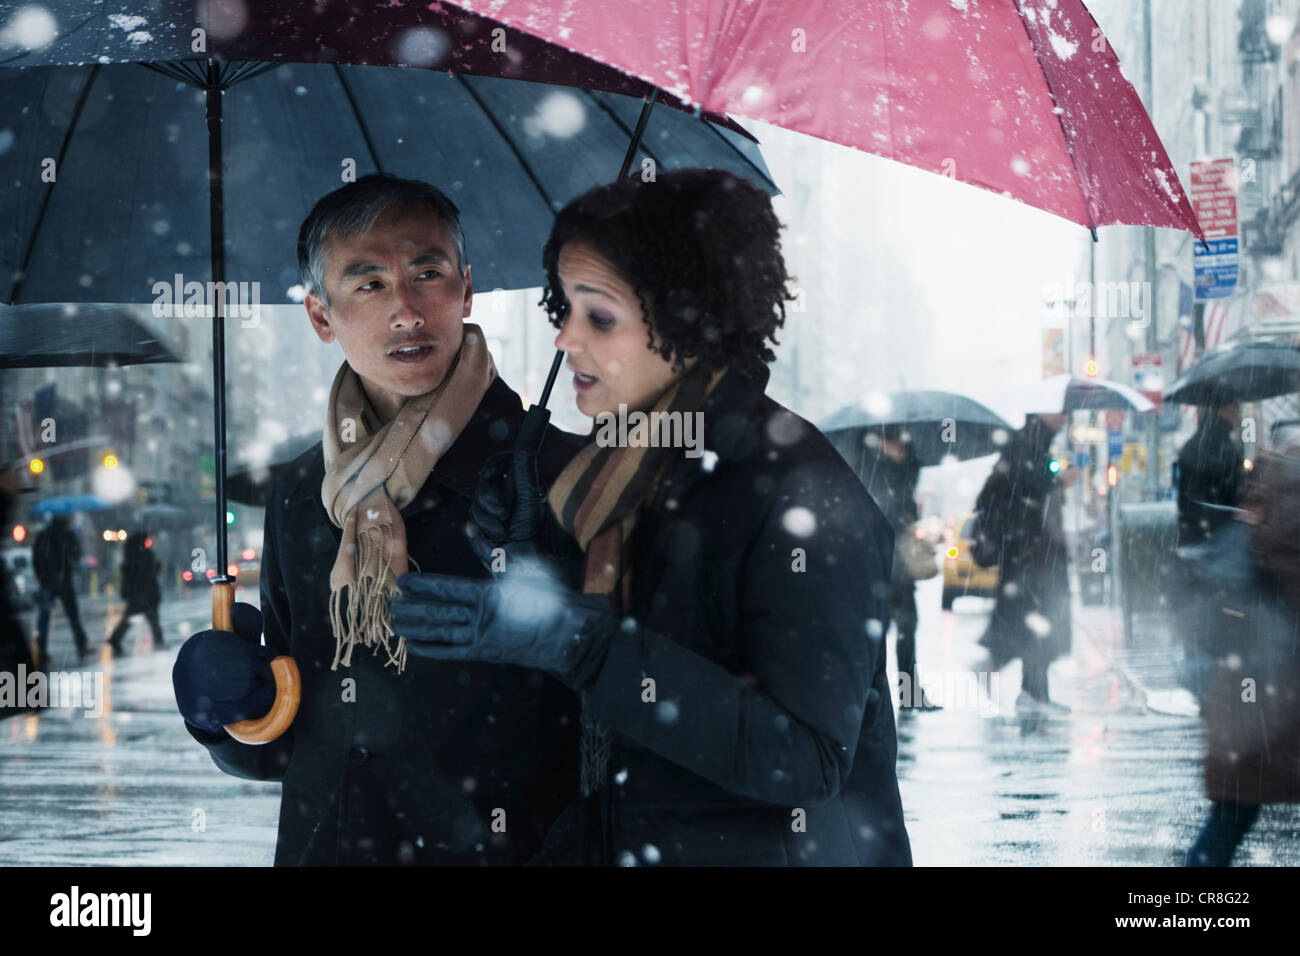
[389, 169, 911, 866]
[972, 413, 1071, 714]
[1182, 448, 1300, 866]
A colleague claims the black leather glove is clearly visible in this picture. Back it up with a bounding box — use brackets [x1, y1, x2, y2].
[467, 446, 547, 572]
[172, 602, 278, 734]
[389, 572, 617, 690]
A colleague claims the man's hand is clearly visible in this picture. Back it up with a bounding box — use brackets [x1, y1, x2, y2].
[173, 602, 279, 734]
[388, 572, 616, 690]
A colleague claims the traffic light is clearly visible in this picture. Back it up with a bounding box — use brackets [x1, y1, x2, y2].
[1048, 458, 1062, 474]
[102, 453, 119, 469]
[11, 525, 25, 543]
[1107, 464, 1118, 487]
[1084, 357, 1099, 377]
[28, 458, 44, 475]
[225, 510, 235, 526]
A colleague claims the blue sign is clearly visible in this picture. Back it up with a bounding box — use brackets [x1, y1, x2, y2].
[1193, 237, 1238, 301]
[1107, 430, 1123, 460]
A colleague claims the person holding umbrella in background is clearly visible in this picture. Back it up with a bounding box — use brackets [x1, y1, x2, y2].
[857, 425, 941, 712]
[172, 174, 585, 866]
[390, 168, 911, 866]
[972, 413, 1072, 715]
[107, 529, 166, 654]
[1175, 402, 1245, 547]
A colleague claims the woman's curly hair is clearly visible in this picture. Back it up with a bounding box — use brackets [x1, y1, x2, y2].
[541, 168, 796, 378]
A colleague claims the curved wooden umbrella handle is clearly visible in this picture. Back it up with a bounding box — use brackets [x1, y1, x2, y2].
[210, 581, 302, 745]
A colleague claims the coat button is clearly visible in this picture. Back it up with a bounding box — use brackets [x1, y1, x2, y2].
[350, 746, 370, 765]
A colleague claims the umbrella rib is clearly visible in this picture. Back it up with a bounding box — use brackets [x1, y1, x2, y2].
[581, 88, 664, 172]
[451, 73, 557, 212]
[228, 61, 282, 88]
[332, 65, 386, 174]
[1009, 2, 1100, 239]
[9, 65, 101, 306]
[140, 61, 195, 85]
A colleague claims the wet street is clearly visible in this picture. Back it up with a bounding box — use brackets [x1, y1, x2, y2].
[2, 578, 1298, 866]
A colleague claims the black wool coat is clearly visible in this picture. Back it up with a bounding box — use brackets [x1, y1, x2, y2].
[554, 367, 911, 866]
[185, 376, 586, 866]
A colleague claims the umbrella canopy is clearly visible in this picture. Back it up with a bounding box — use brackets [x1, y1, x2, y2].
[0, 63, 773, 303]
[1015, 374, 1155, 414]
[0, 303, 182, 367]
[821, 390, 1013, 466]
[453, 0, 1203, 239]
[1163, 340, 1300, 406]
[29, 494, 111, 516]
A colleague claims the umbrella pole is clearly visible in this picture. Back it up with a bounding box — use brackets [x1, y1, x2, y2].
[204, 59, 233, 630]
[201, 58, 301, 744]
[529, 88, 661, 420]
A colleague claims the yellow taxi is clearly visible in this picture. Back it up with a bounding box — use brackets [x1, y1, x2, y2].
[941, 512, 999, 609]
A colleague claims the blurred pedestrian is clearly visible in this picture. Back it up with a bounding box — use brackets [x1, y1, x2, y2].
[973, 413, 1072, 715]
[1, 464, 38, 719]
[1176, 402, 1244, 546]
[858, 426, 940, 711]
[107, 528, 165, 653]
[1183, 448, 1300, 866]
[32, 515, 89, 663]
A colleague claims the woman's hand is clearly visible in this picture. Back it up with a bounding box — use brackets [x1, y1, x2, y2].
[467, 447, 546, 572]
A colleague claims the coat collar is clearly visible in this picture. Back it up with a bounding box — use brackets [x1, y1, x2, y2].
[423, 375, 525, 500]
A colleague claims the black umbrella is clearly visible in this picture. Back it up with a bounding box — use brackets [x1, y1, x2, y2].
[2, 11, 776, 743]
[821, 391, 1013, 467]
[0, 304, 182, 367]
[1163, 339, 1300, 406]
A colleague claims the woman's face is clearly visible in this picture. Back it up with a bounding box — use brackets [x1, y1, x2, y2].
[553, 241, 688, 419]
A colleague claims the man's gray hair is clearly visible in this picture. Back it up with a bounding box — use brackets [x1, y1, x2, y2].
[297, 173, 468, 308]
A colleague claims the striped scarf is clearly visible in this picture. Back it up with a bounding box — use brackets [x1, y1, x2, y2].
[547, 363, 724, 795]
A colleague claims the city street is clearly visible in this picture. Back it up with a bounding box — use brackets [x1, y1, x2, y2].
[3, 576, 1296, 866]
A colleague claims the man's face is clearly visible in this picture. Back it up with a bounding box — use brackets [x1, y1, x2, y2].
[305, 207, 472, 407]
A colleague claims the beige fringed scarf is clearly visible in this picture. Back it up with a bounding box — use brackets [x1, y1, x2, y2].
[321, 325, 495, 673]
[547, 363, 726, 795]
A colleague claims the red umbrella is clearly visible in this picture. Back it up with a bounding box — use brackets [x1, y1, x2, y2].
[449, 0, 1204, 240]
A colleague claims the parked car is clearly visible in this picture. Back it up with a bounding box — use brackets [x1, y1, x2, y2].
[1, 546, 35, 611]
[941, 512, 1000, 609]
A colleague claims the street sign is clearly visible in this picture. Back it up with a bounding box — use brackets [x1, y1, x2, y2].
[1131, 352, 1163, 408]
[1108, 430, 1123, 460]
[1105, 409, 1125, 431]
[1190, 159, 1239, 301]
[1042, 328, 1065, 377]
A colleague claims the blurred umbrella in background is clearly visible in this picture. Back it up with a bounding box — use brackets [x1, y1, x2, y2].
[0, 304, 182, 368]
[822, 391, 1013, 468]
[1164, 340, 1300, 406]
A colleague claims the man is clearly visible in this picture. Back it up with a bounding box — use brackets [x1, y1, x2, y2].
[33, 515, 90, 663]
[172, 174, 583, 865]
[1176, 402, 1244, 546]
